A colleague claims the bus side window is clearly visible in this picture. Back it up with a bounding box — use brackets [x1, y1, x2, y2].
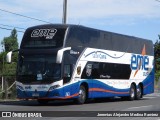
[63, 64, 71, 84]
[81, 64, 92, 79]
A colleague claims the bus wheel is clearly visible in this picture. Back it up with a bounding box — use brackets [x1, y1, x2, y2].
[136, 85, 142, 100]
[129, 84, 136, 101]
[76, 86, 86, 104]
[37, 99, 49, 105]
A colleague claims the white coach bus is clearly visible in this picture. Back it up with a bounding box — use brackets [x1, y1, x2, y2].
[7, 24, 154, 104]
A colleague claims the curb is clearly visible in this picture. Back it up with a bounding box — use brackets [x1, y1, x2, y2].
[0, 99, 19, 103]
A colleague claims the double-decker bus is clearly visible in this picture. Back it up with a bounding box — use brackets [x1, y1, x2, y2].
[7, 24, 154, 104]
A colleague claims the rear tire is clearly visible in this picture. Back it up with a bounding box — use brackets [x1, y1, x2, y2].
[136, 85, 142, 100]
[76, 86, 86, 104]
[128, 84, 136, 101]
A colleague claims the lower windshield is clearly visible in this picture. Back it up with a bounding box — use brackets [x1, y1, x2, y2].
[17, 54, 61, 84]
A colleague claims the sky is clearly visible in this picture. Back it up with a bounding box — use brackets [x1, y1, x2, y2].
[0, 0, 160, 52]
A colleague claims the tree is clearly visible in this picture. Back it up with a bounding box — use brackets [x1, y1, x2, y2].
[0, 28, 19, 99]
[154, 35, 160, 70]
[1, 28, 18, 52]
[154, 35, 160, 83]
[0, 28, 19, 76]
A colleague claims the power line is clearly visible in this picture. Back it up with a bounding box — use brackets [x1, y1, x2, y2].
[0, 26, 24, 33]
[0, 8, 52, 24]
[0, 24, 26, 30]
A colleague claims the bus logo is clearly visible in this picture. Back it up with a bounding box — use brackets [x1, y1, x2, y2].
[131, 55, 149, 71]
[31, 28, 57, 39]
[130, 44, 150, 77]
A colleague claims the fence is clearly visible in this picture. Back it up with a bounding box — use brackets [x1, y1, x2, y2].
[0, 75, 16, 99]
[158, 77, 160, 93]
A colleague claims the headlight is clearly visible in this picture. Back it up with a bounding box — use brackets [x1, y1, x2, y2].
[49, 85, 60, 91]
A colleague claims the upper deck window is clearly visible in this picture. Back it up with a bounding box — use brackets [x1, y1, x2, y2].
[21, 28, 67, 48]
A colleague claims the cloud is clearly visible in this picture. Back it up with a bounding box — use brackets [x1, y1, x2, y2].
[1, 0, 160, 20]
[0, 0, 160, 28]
[66, 0, 160, 26]
[15, 0, 63, 20]
[0, 0, 160, 51]
[0, 0, 63, 26]
[67, 0, 160, 18]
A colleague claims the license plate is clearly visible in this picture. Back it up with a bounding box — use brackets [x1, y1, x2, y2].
[32, 93, 39, 97]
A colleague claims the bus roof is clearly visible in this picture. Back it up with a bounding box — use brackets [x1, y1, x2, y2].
[26, 24, 152, 42]
[23, 24, 153, 55]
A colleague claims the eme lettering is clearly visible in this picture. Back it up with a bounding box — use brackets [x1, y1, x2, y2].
[31, 28, 57, 39]
[131, 54, 149, 71]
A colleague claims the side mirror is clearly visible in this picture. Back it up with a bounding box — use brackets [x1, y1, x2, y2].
[56, 47, 71, 63]
[6, 51, 13, 63]
[6, 49, 19, 63]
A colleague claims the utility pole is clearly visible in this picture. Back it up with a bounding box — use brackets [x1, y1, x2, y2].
[1, 45, 4, 91]
[62, 0, 67, 24]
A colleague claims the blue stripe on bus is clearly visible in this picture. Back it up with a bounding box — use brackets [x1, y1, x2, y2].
[17, 68, 154, 99]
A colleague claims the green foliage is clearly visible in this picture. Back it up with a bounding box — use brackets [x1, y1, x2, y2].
[1, 28, 18, 52]
[155, 70, 160, 84]
[0, 29, 18, 99]
[0, 28, 18, 76]
[0, 52, 6, 75]
[3, 62, 17, 76]
[154, 35, 160, 83]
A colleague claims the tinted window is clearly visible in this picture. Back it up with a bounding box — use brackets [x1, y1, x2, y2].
[99, 63, 131, 79]
[17, 54, 61, 84]
[66, 27, 99, 48]
[81, 62, 131, 79]
[63, 64, 72, 84]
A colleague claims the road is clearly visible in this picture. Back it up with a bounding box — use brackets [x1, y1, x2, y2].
[0, 93, 160, 120]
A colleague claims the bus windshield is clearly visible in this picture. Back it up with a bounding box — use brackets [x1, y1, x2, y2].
[17, 54, 61, 84]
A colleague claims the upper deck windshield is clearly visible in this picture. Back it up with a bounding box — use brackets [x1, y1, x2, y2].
[21, 27, 67, 48]
[17, 54, 61, 84]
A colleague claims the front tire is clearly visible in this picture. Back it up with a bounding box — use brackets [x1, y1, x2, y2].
[76, 86, 86, 104]
[136, 85, 142, 100]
